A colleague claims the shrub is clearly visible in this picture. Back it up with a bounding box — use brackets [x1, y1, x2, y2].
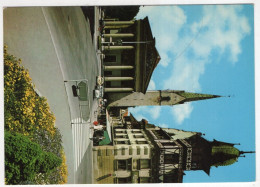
[4, 45, 68, 184]
[5, 131, 62, 184]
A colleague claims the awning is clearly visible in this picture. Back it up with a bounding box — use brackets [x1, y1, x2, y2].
[99, 130, 111, 146]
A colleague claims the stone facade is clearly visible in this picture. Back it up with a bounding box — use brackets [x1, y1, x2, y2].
[107, 90, 220, 107]
[101, 17, 160, 94]
[93, 112, 248, 184]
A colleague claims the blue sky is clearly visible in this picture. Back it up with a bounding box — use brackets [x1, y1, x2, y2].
[130, 4, 255, 182]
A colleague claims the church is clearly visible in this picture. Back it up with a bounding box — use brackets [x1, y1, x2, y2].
[100, 16, 160, 94]
[92, 112, 253, 184]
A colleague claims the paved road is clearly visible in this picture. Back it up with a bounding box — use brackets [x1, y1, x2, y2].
[4, 7, 100, 183]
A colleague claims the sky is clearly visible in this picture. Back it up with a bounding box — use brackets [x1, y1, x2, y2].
[129, 4, 256, 183]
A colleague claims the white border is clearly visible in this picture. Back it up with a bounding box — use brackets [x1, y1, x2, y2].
[0, 1, 258, 187]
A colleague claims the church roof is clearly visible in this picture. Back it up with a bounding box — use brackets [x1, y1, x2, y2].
[211, 144, 240, 167]
[178, 92, 221, 103]
[134, 17, 161, 93]
[162, 128, 199, 140]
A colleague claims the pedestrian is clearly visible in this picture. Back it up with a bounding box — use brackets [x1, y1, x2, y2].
[94, 124, 104, 131]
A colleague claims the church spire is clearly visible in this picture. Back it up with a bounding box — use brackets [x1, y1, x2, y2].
[239, 151, 255, 155]
[177, 91, 221, 103]
[210, 143, 255, 168]
[107, 90, 221, 107]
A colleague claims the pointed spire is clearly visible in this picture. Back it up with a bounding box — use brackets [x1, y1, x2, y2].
[239, 151, 255, 155]
[178, 91, 221, 103]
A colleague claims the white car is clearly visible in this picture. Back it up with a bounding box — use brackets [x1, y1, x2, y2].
[94, 85, 104, 98]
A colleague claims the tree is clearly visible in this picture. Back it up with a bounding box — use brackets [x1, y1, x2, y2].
[5, 131, 62, 184]
[102, 6, 140, 21]
[4, 45, 68, 184]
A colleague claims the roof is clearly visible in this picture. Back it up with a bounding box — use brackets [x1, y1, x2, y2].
[135, 17, 161, 93]
[178, 92, 221, 103]
[211, 145, 240, 167]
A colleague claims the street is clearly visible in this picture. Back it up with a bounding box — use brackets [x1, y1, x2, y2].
[4, 7, 100, 183]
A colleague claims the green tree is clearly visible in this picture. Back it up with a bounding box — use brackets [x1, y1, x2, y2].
[102, 6, 140, 21]
[5, 131, 62, 184]
[4, 45, 68, 184]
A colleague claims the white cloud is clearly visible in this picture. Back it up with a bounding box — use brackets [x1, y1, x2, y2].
[133, 114, 146, 121]
[147, 79, 156, 90]
[164, 5, 251, 92]
[128, 106, 161, 121]
[136, 6, 187, 67]
[189, 5, 251, 63]
[128, 107, 147, 121]
[136, 5, 251, 124]
[172, 103, 194, 125]
[149, 106, 161, 120]
[159, 123, 169, 128]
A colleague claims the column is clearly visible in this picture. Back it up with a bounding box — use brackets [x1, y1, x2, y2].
[104, 88, 134, 92]
[104, 25, 131, 29]
[105, 77, 134, 81]
[104, 46, 134, 50]
[103, 33, 134, 38]
[104, 21, 135, 25]
[104, 65, 134, 70]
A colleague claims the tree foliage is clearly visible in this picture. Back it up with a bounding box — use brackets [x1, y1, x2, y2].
[5, 131, 62, 184]
[4, 45, 68, 184]
[102, 6, 140, 21]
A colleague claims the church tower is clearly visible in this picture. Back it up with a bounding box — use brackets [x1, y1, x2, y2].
[146, 126, 255, 183]
[107, 90, 221, 107]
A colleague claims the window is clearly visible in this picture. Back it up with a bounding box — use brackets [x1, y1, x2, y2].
[140, 159, 151, 169]
[137, 146, 141, 155]
[129, 147, 133, 155]
[139, 177, 150, 183]
[137, 140, 148, 144]
[116, 134, 128, 139]
[115, 129, 126, 133]
[117, 159, 132, 171]
[164, 153, 179, 164]
[118, 160, 127, 170]
[121, 148, 126, 155]
[116, 140, 130, 145]
[114, 149, 118, 155]
[134, 134, 144, 138]
[132, 129, 141, 133]
[144, 147, 148, 155]
[117, 177, 131, 184]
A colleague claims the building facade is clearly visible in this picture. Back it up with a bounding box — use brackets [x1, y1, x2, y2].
[92, 113, 250, 184]
[100, 17, 160, 94]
